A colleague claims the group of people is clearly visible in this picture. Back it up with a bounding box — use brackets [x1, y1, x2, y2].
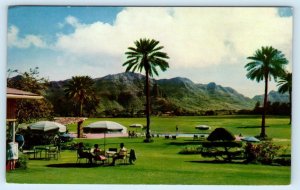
[128, 131, 137, 138]
[77, 142, 129, 166]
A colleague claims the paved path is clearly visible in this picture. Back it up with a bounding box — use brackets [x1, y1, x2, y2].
[69, 133, 128, 139]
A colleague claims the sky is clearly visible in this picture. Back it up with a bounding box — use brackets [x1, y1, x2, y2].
[7, 6, 293, 98]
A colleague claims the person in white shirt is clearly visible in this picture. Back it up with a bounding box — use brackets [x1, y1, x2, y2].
[110, 143, 127, 166]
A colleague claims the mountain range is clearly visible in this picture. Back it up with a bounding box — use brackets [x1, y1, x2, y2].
[13, 72, 289, 114]
[49, 72, 257, 113]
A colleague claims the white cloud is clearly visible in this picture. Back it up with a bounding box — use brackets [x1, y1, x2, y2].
[8, 7, 292, 97]
[54, 7, 293, 70]
[8, 25, 47, 49]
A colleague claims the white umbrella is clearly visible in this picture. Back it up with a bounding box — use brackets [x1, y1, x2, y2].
[130, 123, 143, 128]
[195, 125, 211, 130]
[84, 121, 127, 133]
[29, 121, 66, 133]
[84, 121, 127, 150]
[241, 136, 260, 142]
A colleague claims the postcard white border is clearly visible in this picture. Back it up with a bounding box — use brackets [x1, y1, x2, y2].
[0, 1, 299, 190]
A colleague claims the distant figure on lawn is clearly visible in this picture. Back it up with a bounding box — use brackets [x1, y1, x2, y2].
[110, 143, 127, 166]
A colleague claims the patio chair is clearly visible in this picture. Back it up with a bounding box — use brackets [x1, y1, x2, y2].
[47, 146, 59, 160]
[117, 150, 128, 165]
[76, 150, 88, 164]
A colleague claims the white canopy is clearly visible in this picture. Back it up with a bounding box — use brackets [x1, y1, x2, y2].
[84, 121, 127, 133]
[195, 125, 211, 130]
[241, 136, 260, 142]
[29, 121, 67, 133]
[129, 124, 144, 128]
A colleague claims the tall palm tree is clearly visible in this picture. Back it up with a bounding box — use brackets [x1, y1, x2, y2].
[123, 38, 169, 142]
[277, 71, 292, 124]
[245, 46, 288, 138]
[64, 76, 95, 116]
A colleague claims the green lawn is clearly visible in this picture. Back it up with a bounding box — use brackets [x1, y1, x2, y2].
[6, 115, 291, 184]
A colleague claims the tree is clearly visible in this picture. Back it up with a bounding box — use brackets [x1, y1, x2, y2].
[277, 72, 292, 124]
[123, 38, 169, 142]
[7, 67, 53, 123]
[245, 46, 288, 137]
[64, 76, 98, 116]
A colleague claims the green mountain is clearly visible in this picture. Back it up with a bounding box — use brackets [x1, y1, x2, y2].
[89, 72, 256, 113]
[10, 72, 257, 116]
[252, 90, 289, 104]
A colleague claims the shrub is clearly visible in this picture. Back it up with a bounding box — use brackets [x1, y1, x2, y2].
[179, 146, 202, 154]
[15, 152, 28, 169]
[244, 142, 281, 165]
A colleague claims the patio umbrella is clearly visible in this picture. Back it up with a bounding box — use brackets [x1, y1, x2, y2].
[195, 125, 211, 130]
[129, 124, 144, 131]
[29, 121, 67, 133]
[84, 121, 127, 150]
[241, 136, 260, 142]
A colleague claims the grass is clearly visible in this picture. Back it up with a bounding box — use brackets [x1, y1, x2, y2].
[6, 115, 291, 184]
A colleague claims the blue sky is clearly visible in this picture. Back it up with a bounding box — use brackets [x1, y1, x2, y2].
[7, 6, 293, 97]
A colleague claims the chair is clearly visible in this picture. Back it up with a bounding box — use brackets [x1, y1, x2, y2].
[76, 150, 88, 164]
[47, 146, 59, 160]
[117, 150, 128, 164]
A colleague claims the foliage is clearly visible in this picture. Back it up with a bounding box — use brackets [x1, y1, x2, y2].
[64, 76, 99, 116]
[245, 46, 288, 137]
[15, 152, 28, 169]
[7, 67, 54, 123]
[123, 38, 169, 142]
[277, 72, 292, 94]
[200, 141, 243, 162]
[244, 142, 281, 165]
[207, 128, 235, 141]
[179, 146, 202, 154]
[277, 71, 292, 124]
[252, 101, 291, 115]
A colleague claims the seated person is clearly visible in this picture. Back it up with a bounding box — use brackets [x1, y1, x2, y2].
[77, 142, 93, 164]
[132, 131, 136, 138]
[92, 144, 107, 162]
[110, 143, 127, 166]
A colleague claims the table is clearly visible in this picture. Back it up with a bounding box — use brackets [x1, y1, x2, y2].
[33, 146, 49, 159]
[106, 151, 117, 163]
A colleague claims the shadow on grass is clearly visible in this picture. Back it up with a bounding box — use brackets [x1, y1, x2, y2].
[46, 163, 133, 168]
[168, 141, 205, 146]
[187, 160, 245, 165]
[237, 126, 269, 129]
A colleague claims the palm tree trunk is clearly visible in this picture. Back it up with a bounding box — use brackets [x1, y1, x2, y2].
[80, 99, 83, 117]
[289, 89, 292, 124]
[261, 74, 268, 138]
[145, 69, 151, 142]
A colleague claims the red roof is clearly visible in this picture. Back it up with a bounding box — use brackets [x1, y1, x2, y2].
[7, 87, 43, 99]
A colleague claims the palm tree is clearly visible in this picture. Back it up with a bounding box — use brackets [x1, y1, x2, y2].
[123, 38, 169, 142]
[245, 46, 288, 138]
[64, 76, 95, 117]
[277, 71, 292, 124]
